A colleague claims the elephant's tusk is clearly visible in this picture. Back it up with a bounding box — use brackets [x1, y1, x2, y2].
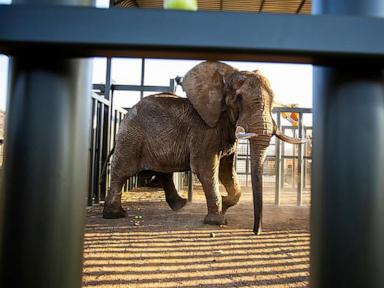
[274, 130, 307, 144]
[235, 126, 258, 140]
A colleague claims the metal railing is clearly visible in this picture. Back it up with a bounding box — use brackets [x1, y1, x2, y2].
[88, 78, 176, 206]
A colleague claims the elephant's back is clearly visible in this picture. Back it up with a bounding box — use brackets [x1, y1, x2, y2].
[135, 93, 198, 127]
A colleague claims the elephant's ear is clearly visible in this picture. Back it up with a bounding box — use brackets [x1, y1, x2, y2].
[182, 61, 237, 127]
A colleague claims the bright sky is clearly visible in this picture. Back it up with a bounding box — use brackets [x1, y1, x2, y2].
[0, 0, 313, 115]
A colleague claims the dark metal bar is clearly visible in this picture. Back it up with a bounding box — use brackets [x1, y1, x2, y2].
[245, 142, 249, 187]
[2, 5, 384, 64]
[296, 0, 306, 14]
[140, 58, 145, 99]
[94, 83, 172, 93]
[292, 128, 296, 189]
[303, 127, 312, 188]
[112, 84, 172, 93]
[100, 57, 112, 201]
[280, 129, 285, 191]
[187, 171, 193, 202]
[88, 98, 97, 206]
[94, 102, 102, 204]
[273, 107, 312, 113]
[281, 155, 312, 160]
[169, 79, 176, 93]
[274, 112, 281, 205]
[104, 58, 112, 101]
[0, 4, 91, 288]
[112, 110, 118, 146]
[99, 104, 109, 201]
[311, 1, 384, 287]
[258, 0, 265, 12]
[296, 113, 304, 206]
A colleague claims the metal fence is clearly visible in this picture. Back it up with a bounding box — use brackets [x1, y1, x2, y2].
[88, 76, 176, 206]
[88, 92, 128, 205]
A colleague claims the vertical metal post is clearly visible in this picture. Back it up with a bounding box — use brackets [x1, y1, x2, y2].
[303, 127, 308, 189]
[280, 129, 285, 191]
[93, 102, 102, 204]
[170, 78, 176, 93]
[292, 128, 296, 189]
[104, 58, 112, 101]
[311, 1, 384, 287]
[100, 58, 112, 200]
[297, 113, 304, 206]
[245, 141, 249, 187]
[0, 3, 92, 288]
[100, 104, 109, 201]
[275, 112, 281, 205]
[140, 58, 145, 99]
[88, 98, 97, 206]
[187, 170, 193, 202]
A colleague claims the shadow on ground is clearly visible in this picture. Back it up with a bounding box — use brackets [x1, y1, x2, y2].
[83, 188, 310, 288]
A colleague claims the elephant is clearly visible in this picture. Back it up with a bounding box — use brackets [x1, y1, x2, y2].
[102, 61, 304, 234]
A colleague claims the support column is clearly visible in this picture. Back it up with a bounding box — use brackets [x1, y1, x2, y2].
[274, 112, 281, 205]
[311, 0, 384, 287]
[0, 1, 92, 288]
[296, 113, 304, 206]
[188, 170, 193, 202]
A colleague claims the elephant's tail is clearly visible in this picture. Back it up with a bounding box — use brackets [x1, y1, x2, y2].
[99, 147, 115, 186]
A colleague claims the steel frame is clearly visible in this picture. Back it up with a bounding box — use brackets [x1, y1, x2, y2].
[1, 1, 384, 287]
[1, 5, 384, 63]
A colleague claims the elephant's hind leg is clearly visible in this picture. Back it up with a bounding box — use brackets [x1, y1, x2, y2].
[103, 177, 127, 219]
[103, 153, 135, 219]
[219, 153, 242, 214]
[157, 173, 187, 211]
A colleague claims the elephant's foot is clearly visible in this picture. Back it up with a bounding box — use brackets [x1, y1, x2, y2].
[221, 205, 229, 215]
[102, 204, 127, 219]
[167, 197, 188, 211]
[221, 195, 241, 215]
[203, 213, 227, 225]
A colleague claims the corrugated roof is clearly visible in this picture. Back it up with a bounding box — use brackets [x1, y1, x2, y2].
[114, 0, 312, 14]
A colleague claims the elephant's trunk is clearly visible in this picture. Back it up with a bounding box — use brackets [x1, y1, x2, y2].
[249, 140, 269, 235]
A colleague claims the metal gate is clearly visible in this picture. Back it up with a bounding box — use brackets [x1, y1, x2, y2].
[88, 78, 176, 206]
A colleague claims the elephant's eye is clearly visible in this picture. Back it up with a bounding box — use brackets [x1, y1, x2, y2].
[237, 94, 243, 102]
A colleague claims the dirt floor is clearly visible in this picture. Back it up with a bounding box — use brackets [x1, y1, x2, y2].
[83, 187, 310, 288]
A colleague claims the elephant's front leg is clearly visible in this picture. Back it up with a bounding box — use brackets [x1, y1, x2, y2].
[193, 155, 227, 225]
[219, 153, 242, 214]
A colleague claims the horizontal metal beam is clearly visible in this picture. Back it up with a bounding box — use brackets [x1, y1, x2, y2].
[93, 83, 172, 93]
[273, 107, 312, 113]
[91, 92, 111, 106]
[1, 5, 384, 64]
[112, 84, 172, 92]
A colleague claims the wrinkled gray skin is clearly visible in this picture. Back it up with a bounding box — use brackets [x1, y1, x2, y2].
[103, 61, 302, 234]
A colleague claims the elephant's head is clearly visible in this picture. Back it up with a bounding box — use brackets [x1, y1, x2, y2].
[182, 61, 303, 144]
[182, 61, 305, 233]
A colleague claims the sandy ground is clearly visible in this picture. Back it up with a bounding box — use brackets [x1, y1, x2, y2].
[83, 187, 310, 288]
